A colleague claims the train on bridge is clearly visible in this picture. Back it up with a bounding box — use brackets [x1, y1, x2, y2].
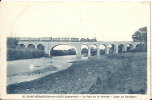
[15, 37, 97, 42]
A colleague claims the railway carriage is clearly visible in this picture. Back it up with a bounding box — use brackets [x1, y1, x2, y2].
[51, 38, 60, 42]
[60, 37, 70, 42]
[71, 38, 79, 42]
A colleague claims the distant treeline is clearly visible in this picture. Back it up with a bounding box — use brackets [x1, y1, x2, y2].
[51, 49, 76, 56]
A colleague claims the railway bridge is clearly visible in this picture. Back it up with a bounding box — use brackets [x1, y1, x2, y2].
[17, 37, 141, 57]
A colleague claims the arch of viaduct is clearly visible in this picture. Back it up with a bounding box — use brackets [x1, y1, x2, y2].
[18, 40, 140, 57]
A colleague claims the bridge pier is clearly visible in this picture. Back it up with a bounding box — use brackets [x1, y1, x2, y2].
[105, 47, 109, 54]
[88, 47, 91, 57]
[76, 54, 82, 58]
[44, 46, 50, 57]
[124, 46, 127, 52]
[97, 47, 100, 56]
[74, 43, 82, 58]
[115, 46, 118, 54]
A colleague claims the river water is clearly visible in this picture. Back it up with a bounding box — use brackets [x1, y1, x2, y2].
[7, 55, 88, 85]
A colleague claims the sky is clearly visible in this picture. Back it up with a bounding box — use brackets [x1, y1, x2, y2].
[0, 2, 150, 41]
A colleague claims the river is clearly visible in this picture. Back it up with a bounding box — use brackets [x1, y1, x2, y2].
[7, 55, 88, 85]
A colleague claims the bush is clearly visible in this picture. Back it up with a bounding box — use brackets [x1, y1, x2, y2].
[7, 48, 44, 61]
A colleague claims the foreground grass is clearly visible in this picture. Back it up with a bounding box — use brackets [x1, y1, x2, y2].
[7, 52, 147, 94]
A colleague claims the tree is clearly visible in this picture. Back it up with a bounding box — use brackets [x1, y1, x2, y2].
[132, 27, 147, 52]
[7, 37, 18, 48]
[132, 27, 147, 44]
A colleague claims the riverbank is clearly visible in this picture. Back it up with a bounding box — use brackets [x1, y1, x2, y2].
[7, 52, 147, 94]
[7, 56, 86, 85]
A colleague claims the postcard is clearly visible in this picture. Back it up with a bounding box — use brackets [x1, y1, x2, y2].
[0, 1, 151, 100]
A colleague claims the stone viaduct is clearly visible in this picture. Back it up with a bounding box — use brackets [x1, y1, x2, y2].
[17, 37, 141, 58]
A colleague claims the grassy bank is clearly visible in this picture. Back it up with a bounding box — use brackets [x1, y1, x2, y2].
[7, 52, 147, 94]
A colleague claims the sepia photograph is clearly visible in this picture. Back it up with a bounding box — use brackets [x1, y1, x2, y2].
[0, 1, 151, 100]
